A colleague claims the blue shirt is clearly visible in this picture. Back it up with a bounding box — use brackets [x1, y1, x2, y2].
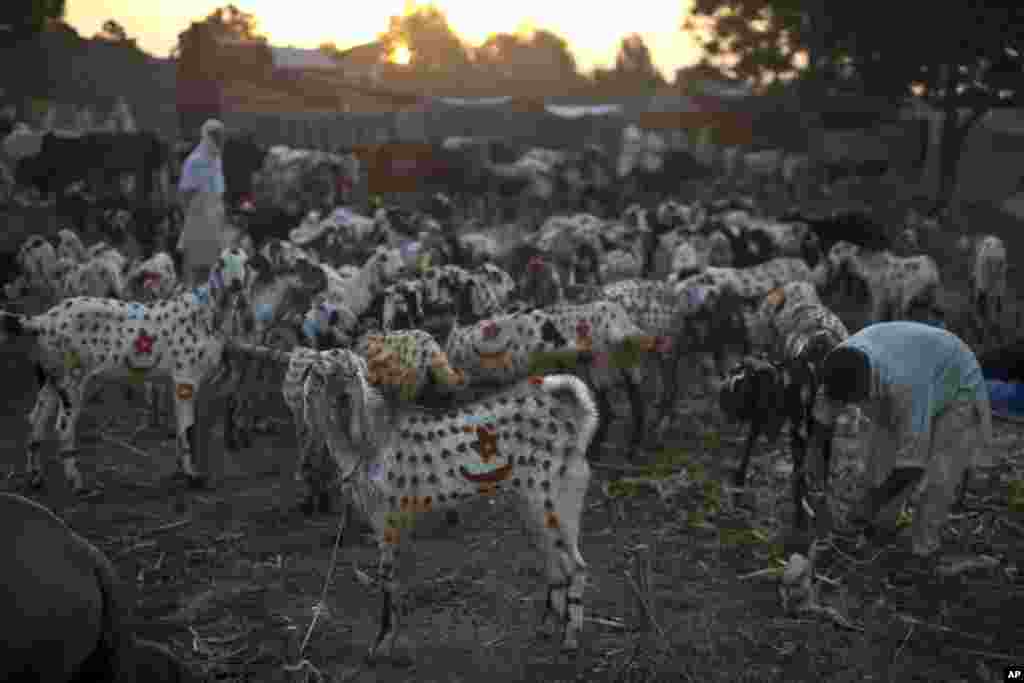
[179, 149, 225, 196]
[841, 321, 986, 438]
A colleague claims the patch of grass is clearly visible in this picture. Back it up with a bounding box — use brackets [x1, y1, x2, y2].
[638, 448, 691, 480]
[702, 431, 722, 452]
[1008, 479, 1024, 513]
[607, 479, 642, 499]
[719, 527, 770, 548]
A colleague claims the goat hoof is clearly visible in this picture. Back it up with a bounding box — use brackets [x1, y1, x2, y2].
[24, 475, 44, 492]
[299, 497, 315, 517]
[316, 491, 332, 514]
[241, 433, 253, 449]
[186, 474, 207, 490]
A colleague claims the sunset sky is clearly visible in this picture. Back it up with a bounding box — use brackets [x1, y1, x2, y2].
[64, 0, 703, 79]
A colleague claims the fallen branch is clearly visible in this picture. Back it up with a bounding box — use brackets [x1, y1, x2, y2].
[937, 555, 999, 577]
[117, 540, 157, 556]
[98, 431, 154, 460]
[798, 603, 864, 632]
[142, 519, 192, 537]
[946, 646, 1019, 661]
[590, 461, 674, 474]
[739, 567, 783, 581]
[894, 614, 994, 644]
[585, 616, 627, 630]
[624, 566, 666, 642]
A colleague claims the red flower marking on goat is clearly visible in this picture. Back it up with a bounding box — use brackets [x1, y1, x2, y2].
[142, 272, 161, 289]
[576, 320, 592, 338]
[134, 332, 155, 355]
[527, 256, 545, 272]
[481, 320, 499, 340]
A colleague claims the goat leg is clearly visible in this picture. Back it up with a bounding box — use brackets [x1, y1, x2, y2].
[223, 396, 240, 452]
[367, 545, 402, 662]
[735, 424, 761, 487]
[621, 369, 648, 448]
[790, 421, 809, 530]
[655, 349, 684, 426]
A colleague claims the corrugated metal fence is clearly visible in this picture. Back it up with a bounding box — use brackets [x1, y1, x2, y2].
[220, 106, 627, 152]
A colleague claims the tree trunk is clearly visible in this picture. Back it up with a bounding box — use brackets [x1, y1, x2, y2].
[935, 104, 986, 214]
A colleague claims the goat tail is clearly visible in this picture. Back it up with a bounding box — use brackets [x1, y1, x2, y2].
[530, 374, 601, 459]
[0, 310, 37, 343]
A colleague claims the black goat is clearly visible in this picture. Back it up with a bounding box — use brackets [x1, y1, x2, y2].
[719, 329, 843, 529]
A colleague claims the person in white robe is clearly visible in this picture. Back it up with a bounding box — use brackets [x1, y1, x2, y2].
[177, 119, 227, 287]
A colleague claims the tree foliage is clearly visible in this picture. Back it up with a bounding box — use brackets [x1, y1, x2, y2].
[684, 0, 1024, 206]
[379, 5, 470, 74]
[95, 19, 130, 44]
[592, 34, 666, 94]
[175, 4, 272, 84]
[0, 0, 66, 44]
[475, 29, 578, 85]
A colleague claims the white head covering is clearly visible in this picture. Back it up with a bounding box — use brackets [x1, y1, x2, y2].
[179, 118, 226, 196]
[199, 118, 225, 158]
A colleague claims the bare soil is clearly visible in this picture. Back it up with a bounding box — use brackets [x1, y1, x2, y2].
[1, 197, 1022, 682]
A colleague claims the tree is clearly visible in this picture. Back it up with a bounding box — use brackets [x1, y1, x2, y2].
[174, 5, 271, 83]
[379, 5, 470, 74]
[684, 0, 1024, 209]
[0, 0, 65, 44]
[96, 19, 128, 43]
[475, 29, 579, 87]
[203, 4, 262, 42]
[592, 33, 666, 94]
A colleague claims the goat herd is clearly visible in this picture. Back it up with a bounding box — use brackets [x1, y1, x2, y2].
[0, 159, 1018, 679]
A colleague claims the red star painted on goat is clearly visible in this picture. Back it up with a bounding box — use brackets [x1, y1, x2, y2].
[142, 272, 161, 289]
[134, 332, 155, 355]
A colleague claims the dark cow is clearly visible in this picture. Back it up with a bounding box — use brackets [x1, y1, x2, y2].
[16, 130, 170, 203]
[779, 207, 892, 254]
[0, 492, 198, 682]
[221, 132, 267, 208]
[619, 148, 711, 212]
[425, 137, 523, 219]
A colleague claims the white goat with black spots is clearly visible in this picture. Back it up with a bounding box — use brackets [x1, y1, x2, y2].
[964, 235, 1008, 343]
[0, 248, 253, 495]
[256, 346, 599, 659]
[57, 228, 87, 262]
[378, 263, 515, 333]
[122, 252, 179, 302]
[283, 330, 470, 515]
[817, 241, 942, 324]
[446, 300, 667, 454]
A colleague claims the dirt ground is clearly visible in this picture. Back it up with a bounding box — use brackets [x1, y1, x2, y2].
[2, 197, 1023, 682]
